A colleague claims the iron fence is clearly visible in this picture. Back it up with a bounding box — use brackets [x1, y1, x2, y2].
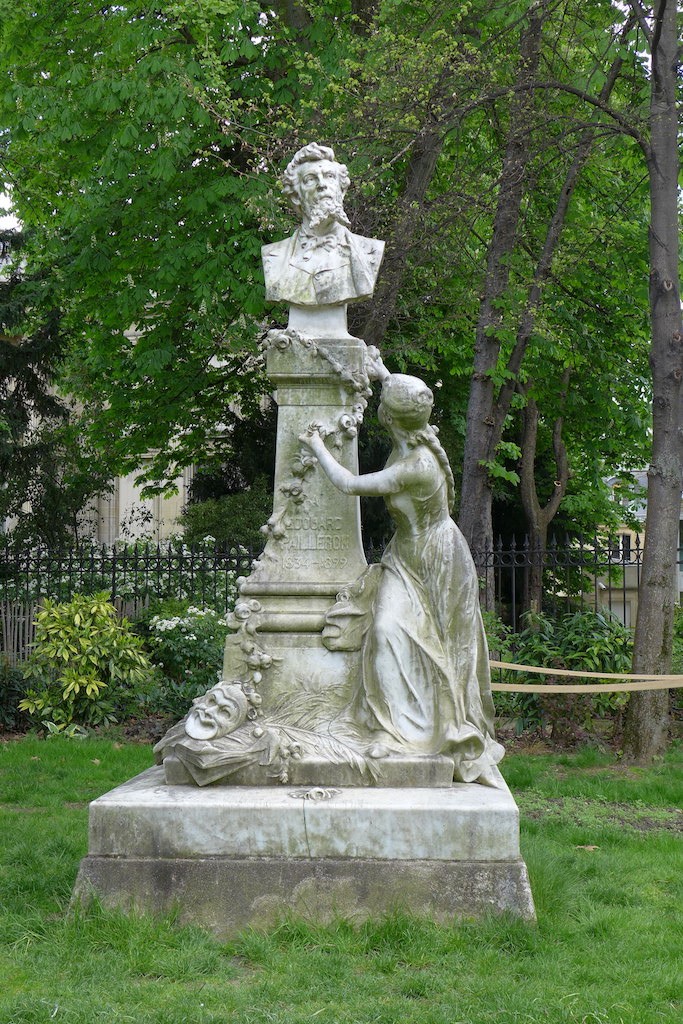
[474, 533, 649, 630]
[0, 541, 253, 613]
[0, 533, 664, 665]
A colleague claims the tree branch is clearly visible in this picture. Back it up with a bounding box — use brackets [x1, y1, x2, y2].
[627, 0, 654, 45]
[490, 19, 642, 448]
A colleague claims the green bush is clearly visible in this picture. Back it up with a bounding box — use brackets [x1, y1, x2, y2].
[180, 475, 272, 550]
[140, 602, 230, 720]
[0, 658, 30, 731]
[496, 609, 633, 741]
[482, 609, 514, 662]
[18, 592, 155, 732]
[669, 608, 683, 729]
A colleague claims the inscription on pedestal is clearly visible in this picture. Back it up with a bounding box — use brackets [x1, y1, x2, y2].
[281, 513, 350, 573]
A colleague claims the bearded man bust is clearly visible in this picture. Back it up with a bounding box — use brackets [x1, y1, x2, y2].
[262, 143, 384, 308]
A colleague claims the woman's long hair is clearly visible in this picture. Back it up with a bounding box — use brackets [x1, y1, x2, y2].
[410, 426, 456, 514]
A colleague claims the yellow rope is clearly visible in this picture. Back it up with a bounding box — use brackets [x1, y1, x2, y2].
[489, 660, 683, 693]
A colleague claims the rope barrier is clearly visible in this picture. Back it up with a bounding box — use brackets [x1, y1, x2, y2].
[489, 660, 683, 693]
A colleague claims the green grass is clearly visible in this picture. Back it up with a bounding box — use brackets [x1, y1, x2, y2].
[1, 736, 681, 1024]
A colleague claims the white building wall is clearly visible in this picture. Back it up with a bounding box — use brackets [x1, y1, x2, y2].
[91, 462, 193, 544]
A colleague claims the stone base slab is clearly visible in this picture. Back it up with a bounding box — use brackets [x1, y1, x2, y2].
[74, 854, 535, 936]
[86, 767, 520, 861]
[73, 767, 535, 933]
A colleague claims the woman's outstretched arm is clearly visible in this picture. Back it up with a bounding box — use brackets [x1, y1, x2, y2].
[299, 428, 414, 497]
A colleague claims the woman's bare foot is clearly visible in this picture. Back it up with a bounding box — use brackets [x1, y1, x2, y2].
[365, 731, 395, 758]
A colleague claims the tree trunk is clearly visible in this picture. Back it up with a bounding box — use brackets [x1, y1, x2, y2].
[623, 0, 682, 761]
[518, 375, 571, 615]
[459, 11, 634, 577]
[458, 4, 546, 575]
[355, 128, 443, 348]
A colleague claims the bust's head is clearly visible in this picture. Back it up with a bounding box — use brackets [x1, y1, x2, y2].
[379, 374, 434, 431]
[282, 143, 351, 231]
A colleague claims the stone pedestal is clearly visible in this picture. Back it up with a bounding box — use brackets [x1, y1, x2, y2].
[74, 766, 535, 935]
[229, 331, 371, 725]
[73, 323, 537, 928]
[241, 333, 368, 637]
[73, 322, 537, 927]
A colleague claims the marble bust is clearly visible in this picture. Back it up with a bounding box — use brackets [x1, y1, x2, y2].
[262, 143, 384, 308]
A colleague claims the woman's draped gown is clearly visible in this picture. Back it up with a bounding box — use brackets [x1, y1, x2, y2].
[350, 464, 504, 782]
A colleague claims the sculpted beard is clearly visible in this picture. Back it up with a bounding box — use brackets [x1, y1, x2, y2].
[306, 192, 351, 230]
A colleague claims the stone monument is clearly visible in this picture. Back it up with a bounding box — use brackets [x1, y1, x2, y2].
[74, 144, 535, 932]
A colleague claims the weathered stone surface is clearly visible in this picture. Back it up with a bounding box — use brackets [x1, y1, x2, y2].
[73, 766, 535, 932]
[244, 333, 370, 611]
[298, 371, 504, 783]
[261, 143, 384, 315]
[164, 751, 456, 788]
[223, 624, 361, 708]
[74, 855, 535, 937]
[152, 147, 505, 788]
[86, 766, 521, 862]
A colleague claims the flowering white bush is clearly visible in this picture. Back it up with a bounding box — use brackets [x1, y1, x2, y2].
[143, 605, 231, 718]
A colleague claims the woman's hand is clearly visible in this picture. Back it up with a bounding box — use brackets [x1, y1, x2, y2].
[298, 423, 328, 454]
[365, 345, 390, 383]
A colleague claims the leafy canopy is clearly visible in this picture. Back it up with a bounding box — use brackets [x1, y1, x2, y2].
[0, 0, 655, 541]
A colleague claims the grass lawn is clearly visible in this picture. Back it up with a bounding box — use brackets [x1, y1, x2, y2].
[1, 736, 681, 1024]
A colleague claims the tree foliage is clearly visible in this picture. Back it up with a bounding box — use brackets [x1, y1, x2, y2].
[0, 0, 663, 552]
[4, 1, 679, 767]
[0, 230, 112, 542]
[2, 0, 289, 489]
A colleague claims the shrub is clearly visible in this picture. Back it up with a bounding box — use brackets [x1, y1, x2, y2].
[141, 603, 230, 720]
[483, 610, 541, 734]
[18, 592, 155, 731]
[498, 609, 633, 741]
[482, 610, 514, 663]
[670, 609, 683, 730]
[0, 658, 30, 731]
[180, 475, 273, 550]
